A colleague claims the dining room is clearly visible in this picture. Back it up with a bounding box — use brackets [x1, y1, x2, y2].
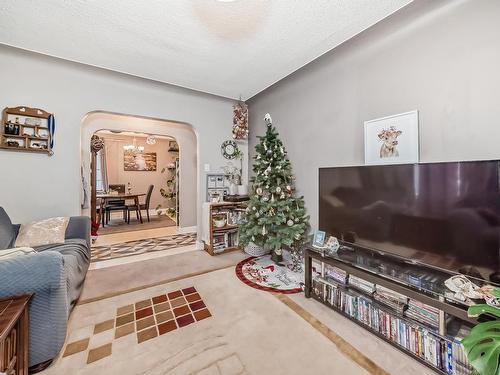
[93, 130, 179, 235]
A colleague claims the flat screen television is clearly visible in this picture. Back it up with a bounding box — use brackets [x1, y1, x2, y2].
[319, 160, 500, 283]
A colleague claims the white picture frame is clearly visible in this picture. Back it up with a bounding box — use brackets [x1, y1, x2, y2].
[364, 110, 419, 165]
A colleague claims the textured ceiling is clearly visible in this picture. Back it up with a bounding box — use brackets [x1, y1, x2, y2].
[0, 0, 412, 99]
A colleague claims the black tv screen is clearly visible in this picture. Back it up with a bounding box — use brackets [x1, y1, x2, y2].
[319, 160, 500, 282]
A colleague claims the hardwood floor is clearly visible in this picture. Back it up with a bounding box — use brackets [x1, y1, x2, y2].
[98, 213, 176, 235]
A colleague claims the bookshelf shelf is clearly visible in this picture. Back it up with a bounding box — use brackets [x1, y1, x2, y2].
[311, 293, 448, 375]
[304, 246, 475, 375]
[203, 201, 248, 256]
[315, 275, 444, 335]
[213, 224, 240, 232]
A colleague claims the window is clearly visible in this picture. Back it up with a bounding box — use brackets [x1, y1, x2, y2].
[95, 150, 105, 192]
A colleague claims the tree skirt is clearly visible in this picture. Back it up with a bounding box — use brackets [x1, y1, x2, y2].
[235, 255, 304, 294]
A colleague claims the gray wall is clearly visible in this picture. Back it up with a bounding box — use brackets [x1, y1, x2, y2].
[0, 45, 248, 227]
[248, 0, 500, 230]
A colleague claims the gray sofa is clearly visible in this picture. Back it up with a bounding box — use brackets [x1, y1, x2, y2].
[0, 207, 91, 368]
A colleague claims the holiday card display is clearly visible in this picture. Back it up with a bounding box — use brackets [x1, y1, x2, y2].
[239, 113, 309, 263]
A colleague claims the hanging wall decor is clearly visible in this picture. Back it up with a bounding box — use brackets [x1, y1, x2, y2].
[364, 110, 419, 165]
[232, 101, 248, 140]
[124, 152, 157, 171]
[1, 106, 56, 155]
[221, 140, 239, 159]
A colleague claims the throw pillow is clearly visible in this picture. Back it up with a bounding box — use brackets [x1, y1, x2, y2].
[15, 217, 69, 247]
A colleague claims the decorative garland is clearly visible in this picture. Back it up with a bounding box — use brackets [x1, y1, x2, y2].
[232, 102, 248, 139]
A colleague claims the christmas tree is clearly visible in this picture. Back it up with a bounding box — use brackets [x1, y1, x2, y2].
[240, 113, 309, 263]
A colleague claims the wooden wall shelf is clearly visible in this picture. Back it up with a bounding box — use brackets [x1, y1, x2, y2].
[1, 106, 54, 156]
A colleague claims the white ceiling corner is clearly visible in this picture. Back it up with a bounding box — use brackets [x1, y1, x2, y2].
[0, 0, 412, 100]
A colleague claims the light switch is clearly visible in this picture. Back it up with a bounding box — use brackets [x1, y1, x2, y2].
[204, 163, 210, 172]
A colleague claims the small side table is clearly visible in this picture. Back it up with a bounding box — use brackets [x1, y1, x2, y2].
[0, 294, 32, 375]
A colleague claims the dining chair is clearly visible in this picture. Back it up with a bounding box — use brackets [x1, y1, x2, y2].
[105, 184, 127, 224]
[127, 185, 154, 223]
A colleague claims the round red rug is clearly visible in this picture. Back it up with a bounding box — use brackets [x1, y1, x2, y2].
[235, 255, 304, 294]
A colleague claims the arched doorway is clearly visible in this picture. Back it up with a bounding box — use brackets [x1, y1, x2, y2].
[81, 111, 198, 233]
[90, 130, 180, 234]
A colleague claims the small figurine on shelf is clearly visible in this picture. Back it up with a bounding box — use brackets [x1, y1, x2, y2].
[324, 236, 340, 256]
[5, 123, 19, 135]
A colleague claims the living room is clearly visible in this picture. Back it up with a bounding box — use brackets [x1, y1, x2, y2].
[1, 1, 499, 375]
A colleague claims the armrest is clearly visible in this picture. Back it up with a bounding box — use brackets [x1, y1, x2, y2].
[0, 251, 65, 298]
[65, 216, 91, 249]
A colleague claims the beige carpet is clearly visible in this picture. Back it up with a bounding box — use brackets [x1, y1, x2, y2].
[42, 267, 371, 375]
[80, 250, 248, 303]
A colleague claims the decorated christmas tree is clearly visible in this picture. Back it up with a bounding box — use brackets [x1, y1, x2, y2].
[240, 113, 309, 263]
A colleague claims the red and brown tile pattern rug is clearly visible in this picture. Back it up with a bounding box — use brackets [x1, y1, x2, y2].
[63, 286, 211, 364]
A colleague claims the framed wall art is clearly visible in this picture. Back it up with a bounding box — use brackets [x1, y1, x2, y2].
[364, 110, 419, 165]
[124, 151, 157, 171]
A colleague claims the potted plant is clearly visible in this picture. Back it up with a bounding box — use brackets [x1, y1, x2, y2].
[212, 213, 227, 228]
[156, 164, 177, 220]
[462, 302, 500, 375]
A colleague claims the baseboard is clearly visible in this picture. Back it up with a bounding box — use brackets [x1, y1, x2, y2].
[195, 240, 204, 250]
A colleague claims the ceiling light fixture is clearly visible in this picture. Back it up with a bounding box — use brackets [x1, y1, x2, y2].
[123, 138, 144, 153]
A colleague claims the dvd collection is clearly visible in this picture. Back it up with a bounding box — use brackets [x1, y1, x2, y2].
[212, 230, 239, 253]
[311, 268, 474, 375]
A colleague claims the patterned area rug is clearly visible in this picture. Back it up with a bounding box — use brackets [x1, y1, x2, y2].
[91, 233, 197, 262]
[62, 286, 211, 365]
[235, 254, 304, 294]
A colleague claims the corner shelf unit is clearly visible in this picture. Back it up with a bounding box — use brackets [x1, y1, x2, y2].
[304, 245, 476, 375]
[202, 201, 247, 256]
[1, 106, 53, 155]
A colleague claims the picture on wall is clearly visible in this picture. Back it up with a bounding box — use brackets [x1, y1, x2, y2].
[124, 152, 157, 171]
[364, 110, 419, 165]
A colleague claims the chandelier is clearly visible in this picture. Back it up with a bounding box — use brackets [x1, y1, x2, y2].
[123, 138, 144, 153]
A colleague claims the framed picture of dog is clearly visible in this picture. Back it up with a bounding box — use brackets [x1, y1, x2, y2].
[364, 110, 419, 165]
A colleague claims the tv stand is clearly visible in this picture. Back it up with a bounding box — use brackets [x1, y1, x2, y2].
[304, 244, 475, 375]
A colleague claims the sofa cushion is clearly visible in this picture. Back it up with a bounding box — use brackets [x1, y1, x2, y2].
[0, 247, 36, 260]
[0, 207, 16, 250]
[15, 217, 70, 248]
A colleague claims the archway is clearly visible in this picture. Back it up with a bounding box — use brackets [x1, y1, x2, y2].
[90, 130, 180, 232]
[81, 111, 198, 231]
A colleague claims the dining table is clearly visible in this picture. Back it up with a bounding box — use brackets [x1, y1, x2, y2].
[96, 192, 146, 225]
